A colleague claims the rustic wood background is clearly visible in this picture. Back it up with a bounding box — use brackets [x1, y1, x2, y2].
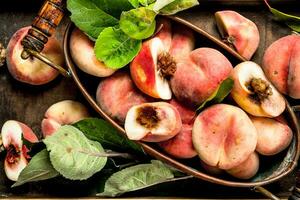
[0, 1, 299, 198]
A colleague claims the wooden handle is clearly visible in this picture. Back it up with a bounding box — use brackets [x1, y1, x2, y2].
[21, 0, 64, 59]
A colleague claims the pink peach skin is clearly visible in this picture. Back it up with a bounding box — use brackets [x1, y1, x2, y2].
[96, 71, 150, 124]
[171, 48, 233, 107]
[169, 99, 196, 124]
[70, 28, 116, 77]
[6, 26, 63, 85]
[193, 104, 257, 170]
[262, 35, 300, 99]
[41, 100, 90, 137]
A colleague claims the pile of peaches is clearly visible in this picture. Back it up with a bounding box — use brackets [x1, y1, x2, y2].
[5, 10, 299, 181]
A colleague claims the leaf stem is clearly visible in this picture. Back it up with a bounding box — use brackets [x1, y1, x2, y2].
[78, 149, 136, 160]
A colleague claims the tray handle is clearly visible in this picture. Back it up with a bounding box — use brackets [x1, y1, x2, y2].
[21, 0, 71, 77]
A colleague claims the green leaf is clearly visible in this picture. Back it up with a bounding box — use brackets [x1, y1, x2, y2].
[97, 160, 174, 197]
[73, 118, 144, 155]
[12, 149, 59, 187]
[67, 0, 119, 39]
[159, 0, 199, 15]
[120, 7, 157, 40]
[94, 0, 134, 18]
[196, 78, 234, 111]
[153, 0, 175, 12]
[128, 0, 140, 8]
[139, 0, 156, 6]
[264, 0, 300, 33]
[94, 27, 142, 69]
[43, 125, 107, 180]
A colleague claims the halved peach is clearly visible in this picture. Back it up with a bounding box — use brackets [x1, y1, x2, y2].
[125, 102, 182, 142]
[1, 120, 39, 181]
[156, 18, 172, 51]
[251, 116, 293, 156]
[231, 61, 286, 117]
[215, 10, 260, 60]
[192, 104, 257, 170]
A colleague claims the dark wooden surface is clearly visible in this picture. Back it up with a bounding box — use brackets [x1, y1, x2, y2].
[0, 2, 299, 198]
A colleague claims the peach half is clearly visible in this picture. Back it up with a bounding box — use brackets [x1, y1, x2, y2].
[262, 35, 300, 99]
[251, 116, 293, 156]
[130, 37, 174, 100]
[96, 71, 150, 125]
[170, 48, 233, 107]
[192, 104, 257, 170]
[231, 61, 286, 117]
[125, 102, 182, 142]
[1, 120, 39, 181]
[6, 26, 63, 85]
[70, 28, 116, 77]
[215, 10, 260, 60]
[41, 100, 90, 137]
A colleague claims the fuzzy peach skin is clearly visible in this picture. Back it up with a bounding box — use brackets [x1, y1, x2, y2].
[96, 71, 150, 124]
[215, 10, 260, 60]
[1, 120, 39, 181]
[169, 24, 195, 61]
[70, 28, 116, 77]
[41, 100, 90, 137]
[231, 61, 286, 117]
[170, 48, 233, 107]
[169, 99, 195, 124]
[262, 35, 300, 99]
[6, 26, 63, 85]
[192, 104, 257, 170]
[125, 102, 182, 142]
[227, 152, 259, 179]
[251, 116, 293, 156]
[156, 18, 172, 51]
[159, 123, 197, 159]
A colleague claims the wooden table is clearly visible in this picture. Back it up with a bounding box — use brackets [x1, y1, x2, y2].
[0, 1, 299, 198]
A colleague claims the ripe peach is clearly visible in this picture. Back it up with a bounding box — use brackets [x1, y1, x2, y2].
[156, 18, 172, 51]
[96, 72, 150, 124]
[192, 104, 257, 170]
[231, 61, 286, 117]
[215, 10, 260, 60]
[1, 120, 39, 181]
[200, 160, 224, 175]
[262, 35, 300, 99]
[227, 152, 259, 179]
[159, 123, 197, 159]
[125, 102, 182, 142]
[70, 28, 116, 77]
[169, 24, 195, 61]
[41, 100, 90, 137]
[170, 48, 233, 107]
[169, 99, 195, 124]
[251, 116, 293, 156]
[130, 37, 174, 99]
[6, 26, 63, 85]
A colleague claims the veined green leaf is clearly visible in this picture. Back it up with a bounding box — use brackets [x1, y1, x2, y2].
[159, 0, 199, 15]
[44, 125, 107, 180]
[153, 0, 175, 12]
[12, 149, 59, 187]
[94, 27, 142, 69]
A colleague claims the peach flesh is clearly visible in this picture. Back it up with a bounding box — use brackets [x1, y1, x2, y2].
[1, 120, 38, 181]
[170, 48, 233, 107]
[192, 104, 257, 170]
[96, 71, 150, 124]
[262, 35, 300, 99]
[125, 102, 182, 142]
[251, 116, 293, 156]
[231, 61, 286, 117]
[227, 152, 259, 179]
[215, 10, 260, 60]
[6, 26, 63, 85]
[70, 28, 116, 77]
[41, 100, 90, 137]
